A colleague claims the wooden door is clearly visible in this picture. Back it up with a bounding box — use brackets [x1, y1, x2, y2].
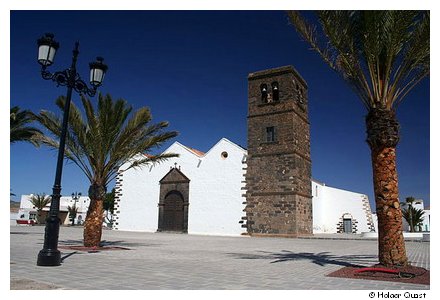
[163, 191, 184, 231]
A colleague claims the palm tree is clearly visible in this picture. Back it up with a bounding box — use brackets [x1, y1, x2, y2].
[29, 193, 51, 224]
[401, 196, 425, 232]
[402, 196, 416, 232]
[402, 206, 425, 232]
[10, 106, 42, 145]
[67, 202, 79, 226]
[288, 11, 429, 266]
[33, 93, 178, 247]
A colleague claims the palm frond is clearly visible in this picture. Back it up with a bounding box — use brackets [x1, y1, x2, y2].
[10, 106, 42, 145]
[29, 193, 51, 210]
[34, 93, 179, 189]
[287, 10, 429, 110]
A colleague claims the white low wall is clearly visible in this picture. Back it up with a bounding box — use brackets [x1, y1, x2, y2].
[312, 181, 373, 234]
[361, 232, 430, 240]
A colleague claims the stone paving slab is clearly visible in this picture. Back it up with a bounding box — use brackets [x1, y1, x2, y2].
[10, 225, 430, 290]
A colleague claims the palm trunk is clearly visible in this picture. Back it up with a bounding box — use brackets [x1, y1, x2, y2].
[409, 206, 415, 232]
[37, 210, 42, 224]
[366, 108, 408, 267]
[83, 183, 106, 247]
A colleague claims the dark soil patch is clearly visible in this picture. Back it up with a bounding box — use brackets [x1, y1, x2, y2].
[327, 264, 429, 285]
[59, 245, 130, 253]
[11, 278, 62, 290]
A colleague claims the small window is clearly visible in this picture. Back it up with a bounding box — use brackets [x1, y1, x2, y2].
[221, 151, 228, 159]
[266, 126, 276, 142]
[260, 84, 268, 103]
[271, 82, 279, 101]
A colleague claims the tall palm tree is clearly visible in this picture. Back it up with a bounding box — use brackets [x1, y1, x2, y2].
[288, 11, 429, 266]
[29, 193, 51, 224]
[10, 106, 42, 145]
[33, 93, 178, 247]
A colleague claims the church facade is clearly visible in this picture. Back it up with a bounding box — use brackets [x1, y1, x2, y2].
[112, 66, 375, 236]
[113, 138, 248, 235]
[112, 138, 374, 235]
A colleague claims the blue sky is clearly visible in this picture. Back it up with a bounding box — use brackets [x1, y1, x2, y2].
[9, 10, 430, 211]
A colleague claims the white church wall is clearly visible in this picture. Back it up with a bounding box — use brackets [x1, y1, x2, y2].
[114, 138, 247, 236]
[115, 144, 196, 232]
[312, 181, 373, 234]
[115, 138, 374, 236]
[115, 159, 160, 231]
[186, 139, 247, 236]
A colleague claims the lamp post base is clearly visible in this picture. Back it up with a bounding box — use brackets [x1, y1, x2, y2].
[37, 249, 61, 266]
[37, 214, 62, 266]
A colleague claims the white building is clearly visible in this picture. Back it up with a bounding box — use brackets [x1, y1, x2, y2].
[17, 194, 90, 225]
[312, 180, 374, 233]
[113, 138, 374, 236]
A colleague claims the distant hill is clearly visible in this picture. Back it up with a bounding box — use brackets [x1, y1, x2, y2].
[10, 201, 20, 213]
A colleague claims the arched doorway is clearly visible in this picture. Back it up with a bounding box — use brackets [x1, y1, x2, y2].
[157, 167, 190, 233]
[162, 191, 184, 231]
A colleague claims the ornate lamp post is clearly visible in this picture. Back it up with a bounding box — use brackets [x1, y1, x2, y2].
[36, 33, 108, 266]
[69, 192, 82, 226]
[71, 192, 82, 202]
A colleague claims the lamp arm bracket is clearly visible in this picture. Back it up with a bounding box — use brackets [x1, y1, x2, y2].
[40, 67, 97, 97]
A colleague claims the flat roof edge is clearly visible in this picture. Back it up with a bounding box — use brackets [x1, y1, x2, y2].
[248, 65, 308, 87]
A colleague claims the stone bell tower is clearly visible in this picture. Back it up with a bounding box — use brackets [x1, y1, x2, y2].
[244, 65, 312, 236]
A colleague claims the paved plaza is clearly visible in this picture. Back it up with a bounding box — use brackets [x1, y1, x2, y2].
[10, 225, 430, 290]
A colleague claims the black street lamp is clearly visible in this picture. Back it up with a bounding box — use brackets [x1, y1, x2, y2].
[71, 192, 82, 202]
[36, 33, 108, 266]
[69, 192, 82, 226]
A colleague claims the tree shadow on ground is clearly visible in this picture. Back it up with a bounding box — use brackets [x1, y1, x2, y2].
[227, 250, 378, 267]
[58, 239, 161, 248]
[10, 231, 42, 235]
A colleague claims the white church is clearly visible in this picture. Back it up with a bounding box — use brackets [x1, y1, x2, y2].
[112, 138, 375, 236]
[14, 65, 377, 237]
[113, 65, 377, 237]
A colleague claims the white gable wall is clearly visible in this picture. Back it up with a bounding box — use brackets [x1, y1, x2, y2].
[187, 139, 246, 235]
[115, 138, 247, 236]
[116, 143, 198, 232]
